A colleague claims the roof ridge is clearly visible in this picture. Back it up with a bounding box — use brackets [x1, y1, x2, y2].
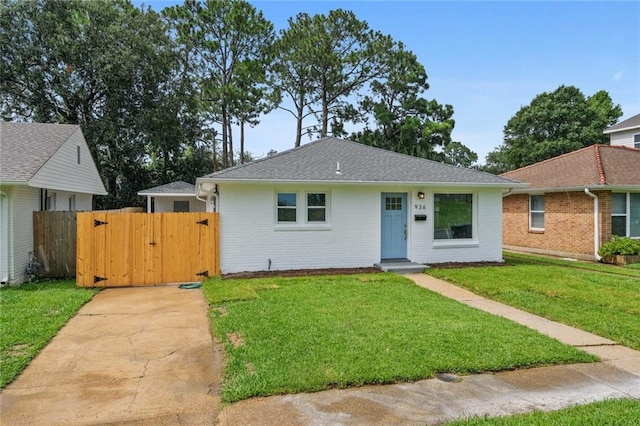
[593, 145, 606, 185]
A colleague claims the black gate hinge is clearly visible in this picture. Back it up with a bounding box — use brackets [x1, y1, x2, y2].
[196, 219, 208, 226]
[196, 271, 209, 278]
[94, 219, 108, 227]
[94, 276, 107, 284]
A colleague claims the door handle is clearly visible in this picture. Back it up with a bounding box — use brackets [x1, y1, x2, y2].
[404, 224, 407, 240]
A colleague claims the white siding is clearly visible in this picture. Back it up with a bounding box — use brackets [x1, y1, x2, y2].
[0, 185, 40, 283]
[218, 183, 504, 274]
[45, 190, 92, 211]
[154, 196, 205, 213]
[29, 128, 106, 195]
[609, 129, 640, 147]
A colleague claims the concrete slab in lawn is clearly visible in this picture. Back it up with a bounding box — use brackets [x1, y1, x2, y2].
[0, 286, 221, 426]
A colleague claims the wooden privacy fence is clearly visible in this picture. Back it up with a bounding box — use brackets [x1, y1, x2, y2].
[76, 212, 219, 287]
[33, 211, 77, 278]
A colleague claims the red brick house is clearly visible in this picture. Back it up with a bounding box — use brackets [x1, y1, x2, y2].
[501, 145, 640, 260]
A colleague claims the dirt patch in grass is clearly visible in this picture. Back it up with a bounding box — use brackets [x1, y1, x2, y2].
[222, 267, 381, 279]
[227, 333, 244, 348]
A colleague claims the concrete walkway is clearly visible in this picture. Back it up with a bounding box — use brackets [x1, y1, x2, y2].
[216, 274, 640, 425]
[0, 286, 221, 425]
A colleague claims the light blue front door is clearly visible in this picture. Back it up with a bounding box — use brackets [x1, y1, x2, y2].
[381, 193, 407, 259]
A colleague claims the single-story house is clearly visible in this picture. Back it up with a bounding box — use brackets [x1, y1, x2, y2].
[195, 137, 524, 274]
[603, 113, 640, 148]
[137, 181, 205, 213]
[501, 144, 640, 261]
[0, 122, 106, 284]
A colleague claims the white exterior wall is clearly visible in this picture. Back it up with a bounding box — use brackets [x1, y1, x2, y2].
[0, 185, 40, 284]
[154, 196, 205, 213]
[45, 189, 92, 211]
[29, 128, 106, 195]
[609, 129, 640, 147]
[218, 183, 504, 274]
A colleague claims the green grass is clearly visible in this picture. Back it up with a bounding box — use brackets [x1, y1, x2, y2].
[203, 273, 596, 403]
[429, 253, 640, 350]
[447, 399, 640, 425]
[0, 280, 97, 387]
[504, 251, 640, 278]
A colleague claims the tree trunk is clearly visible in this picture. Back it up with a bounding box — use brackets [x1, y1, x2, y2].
[221, 104, 228, 169]
[321, 79, 328, 137]
[227, 120, 233, 166]
[212, 137, 217, 173]
[240, 120, 245, 164]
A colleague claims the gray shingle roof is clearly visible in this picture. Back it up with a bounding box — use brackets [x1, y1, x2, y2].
[203, 137, 521, 186]
[0, 122, 80, 181]
[138, 181, 196, 195]
[603, 113, 640, 133]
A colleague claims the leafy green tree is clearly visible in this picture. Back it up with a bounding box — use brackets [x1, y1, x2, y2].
[442, 141, 478, 168]
[164, 0, 274, 168]
[0, 0, 193, 208]
[271, 9, 392, 147]
[486, 85, 623, 172]
[351, 44, 472, 163]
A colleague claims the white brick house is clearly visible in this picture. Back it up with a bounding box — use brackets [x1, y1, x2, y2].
[0, 122, 106, 284]
[196, 137, 524, 274]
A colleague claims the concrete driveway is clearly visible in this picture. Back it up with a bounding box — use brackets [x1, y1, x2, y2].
[0, 286, 221, 425]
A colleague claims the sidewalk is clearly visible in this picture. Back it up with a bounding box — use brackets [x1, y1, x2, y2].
[216, 274, 640, 425]
[0, 286, 221, 426]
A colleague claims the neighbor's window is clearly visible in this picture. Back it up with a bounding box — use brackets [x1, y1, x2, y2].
[434, 193, 473, 239]
[277, 193, 297, 222]
[307, 193, 326, 222]
[529, 194, 545, 230]
[634, 134, 640, 149]
[612, 193, 640, 238]
[173, 200, 189, 212]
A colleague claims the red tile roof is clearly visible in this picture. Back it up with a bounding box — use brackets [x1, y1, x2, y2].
[501, 145, 640, 190]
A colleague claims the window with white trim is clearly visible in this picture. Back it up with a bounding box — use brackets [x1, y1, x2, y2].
[307, 192, 326, 222]
[634, 134, 640, 149]
[277, 193, 297, 222]
[434, 193, 473, 239]
[529, 194, 545, 230]
[612, 192, 640, 238]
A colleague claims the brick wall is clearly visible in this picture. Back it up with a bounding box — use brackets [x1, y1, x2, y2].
[503, 191, 612, 258]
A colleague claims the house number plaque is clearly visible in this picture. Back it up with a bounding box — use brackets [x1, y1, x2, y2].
[414, 204, 427, 210]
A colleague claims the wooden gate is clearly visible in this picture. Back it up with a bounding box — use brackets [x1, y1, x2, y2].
[76, 212, 219, 287]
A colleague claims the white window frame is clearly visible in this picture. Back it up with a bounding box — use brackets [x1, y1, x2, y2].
[306, 192, 327, 223]
[529, 194, 545, 231]
[432, 191, 479, 248]
[276, 192, 297, 223]
[612, 192, 640, 238]
[275, 190, 331, 230]
[633, 134, 640, 149]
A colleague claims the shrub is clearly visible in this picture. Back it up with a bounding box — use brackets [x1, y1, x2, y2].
[598, 236, 640, 257]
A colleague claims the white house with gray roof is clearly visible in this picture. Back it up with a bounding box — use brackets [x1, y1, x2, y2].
[196, 137, 524, 274]
[0, 122, 106, 284]
[138, 181, 205, 213]
[603, 113, 640, 148]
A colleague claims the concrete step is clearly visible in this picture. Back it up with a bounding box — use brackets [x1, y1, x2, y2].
[374, 261, 428, 274]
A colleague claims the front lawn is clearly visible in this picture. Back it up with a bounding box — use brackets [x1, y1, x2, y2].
[203, 273, 595, 403]
[429, 253, 640, 350]
[448, 398, 640, 425]
[0, 280, 97, 387]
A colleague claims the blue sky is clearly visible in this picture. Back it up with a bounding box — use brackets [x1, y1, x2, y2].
[139, 1, 640, 163]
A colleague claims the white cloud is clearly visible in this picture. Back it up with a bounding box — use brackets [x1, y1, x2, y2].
[613, 71, 624, 81]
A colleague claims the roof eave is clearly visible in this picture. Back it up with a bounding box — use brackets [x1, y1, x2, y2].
[137, 192, 197, 197]
[507, 184, 640, 194]
[197, 177, 527, 189]
[603, 125, 640, 134]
